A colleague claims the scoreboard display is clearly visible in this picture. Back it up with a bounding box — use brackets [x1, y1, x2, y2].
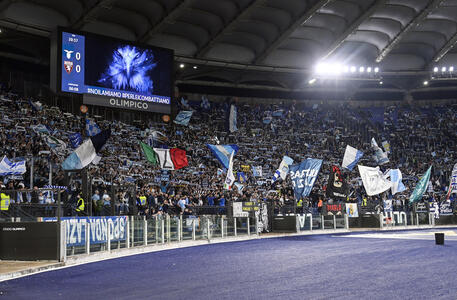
[57, 29, 173, 114]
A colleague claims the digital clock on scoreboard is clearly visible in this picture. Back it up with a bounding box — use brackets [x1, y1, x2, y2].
[56, 29, 173, 114]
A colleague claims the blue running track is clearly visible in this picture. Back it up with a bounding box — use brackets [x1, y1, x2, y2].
[1, 229, 457, 299]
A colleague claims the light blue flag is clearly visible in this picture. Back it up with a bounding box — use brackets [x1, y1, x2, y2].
[342, 145, 364, 171]
[0, 156, 26, 176]
[289, 158, 323, 199]
[390, 169, 406, 195]
[85, 119, 101, 137]
[229, 104, 237, 133]
[206, 144, 239, 169]
[174, 111, 193, 126]
[272, 156, 294, 183]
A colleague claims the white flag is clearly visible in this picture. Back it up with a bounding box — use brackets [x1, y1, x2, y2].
[358, 165, 392, 196]
[224, 151, 235, 190]
[342, 145, 364, 171]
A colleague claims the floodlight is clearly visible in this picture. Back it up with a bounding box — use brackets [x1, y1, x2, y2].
[442, 67, 446, 72]
[350, 66, 356, 73]
[433, 67, 438, 73]
[374, 67, 379, 73]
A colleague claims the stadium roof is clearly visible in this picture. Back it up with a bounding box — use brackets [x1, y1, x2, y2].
[2, 0, 457, 95]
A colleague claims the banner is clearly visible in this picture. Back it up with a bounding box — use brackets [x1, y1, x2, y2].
[289, 158, 323, 199]
[409, 165, 432, 203]
[326, 165, 348, 199]
[206, 144, 239, 169]
[224, 151, 235, 190]
[252, 166, 263, 177]
[389, 169, 406, 195]
[439, 200, 453, 216]
[43, 216, 127, 247]
[383, 199, 393, 213]
[358, 165, 392, 196]
[229, 104, 237, 133]
[382, 141, 391, 154]
[326, 203, 343, 215]
[0, 156, 26, 176]
[346, 203, 359, 217]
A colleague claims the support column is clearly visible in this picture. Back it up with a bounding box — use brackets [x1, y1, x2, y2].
[247, 217, 250, 236]
[333, 215, 337, 229]
[321, 215, 324, 230]
[234, 217, 237, 236]
[85, 221, 90, 254]
[126, 217, 130, 249]
[192, 218, 196, 240]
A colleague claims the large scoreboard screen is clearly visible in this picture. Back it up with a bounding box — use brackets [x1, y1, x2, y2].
[57, 29, 173, 114]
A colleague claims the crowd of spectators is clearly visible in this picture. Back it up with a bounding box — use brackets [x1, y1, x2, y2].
[1, 88, 456, 217]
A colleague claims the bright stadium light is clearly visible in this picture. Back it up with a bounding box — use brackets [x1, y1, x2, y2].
[374, 67, 379, 73]
[433, 67, 439, 73]
[442, 67, 447, 72]
[350, 66, 356, 73]
[450, 66, 454, 72]
[193, 66, 198, 69]
[343, 66, 349, 73]
[379, 81, 383, 85]
[359, 66, 365, 73]
[308, 78, 317, 85]
[423, 80, 429, 86]
[179, 63, 185, 69]
[315, 63, 327, 74]
[367, 67, 372, 73]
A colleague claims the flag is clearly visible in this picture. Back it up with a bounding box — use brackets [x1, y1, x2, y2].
[358, 165, 392, 196]
[446, 163, 457, 200]
[140, 141, 158, 165]
[62, 130, 110, 170]
[382, 141, 391, 154]
[174, 110, 193, 126]
[389, 169, 406, 195]
[29, 99, 42, 111]
[217, 168, 224, 177]
[85, 119, 101, 136]
[371, 138, 389, 165]
[224, 151, 235, 190]
[206, 144, 239, 169]
[252, 166, 263, 177]
[151, 130, 168, 143]
[289, 158, 323, 199]
[92, 155, 102, 165]
[201, 96, 210, 110]
[0, 156, 26, 175]
[153, 148, 188, 170]
[326, 165, 348, 199]
[409, 166, 432, 203]
[342, 145, 364, 171]
[69, 133, 82, 149]
[237, 172, 247, 183]
[41, 134, 67, 155]
[272, 156, 294, 183]
[229, 104, 237, 133]
[234, 182, 244, 193]
[180, 97, 191, 109]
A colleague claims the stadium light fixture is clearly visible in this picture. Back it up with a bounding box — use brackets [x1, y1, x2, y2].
[308, 78, 317, 85]
[193, 66, 198, 69]
[379, 81, 383, 85]
[350, 66, 356, 73]
[423, 81, 429, 86]
[343, 66, 349, 73]
[367, 67, 372, 73]
[374, 67, 379, 73]
[450, 66, 454, 72]
[179, 63, 185, 69]
[359, 67, 365, 73]
[433, 67, 439, 73]
[441, 67, 446, 72]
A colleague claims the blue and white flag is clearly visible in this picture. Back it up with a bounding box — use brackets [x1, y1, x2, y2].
[371, 138, 389, 165]
[252, 166, 263, 177]
[263, 117, 272, 124]
[29, 99, 42, 111]
[224, 151, 235, 190]
[234, 182, 244, 193]
[180, 97, 191, 109]
[201, 96, 210, 110]
[358, 165, 392, 196]
[69, 133, 83, 149]
[272, 156, 294, 183]
[0, 156, 26, 176]
[229, 104, 237, 133]
[174, 110, 193, 126]
[85, 119, 101, 137]
[62, 130, 110, 170]
[342, 145, 364, 171]
[289, 158, 323, 199]
[207, 144, 239, 169]
[389, 169, 406, 195]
